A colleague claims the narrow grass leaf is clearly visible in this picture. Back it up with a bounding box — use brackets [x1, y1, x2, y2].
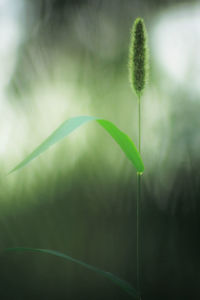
[6, 247, 138, 298]
[97, 119, 144, 173]
[9, 116, 144, 174]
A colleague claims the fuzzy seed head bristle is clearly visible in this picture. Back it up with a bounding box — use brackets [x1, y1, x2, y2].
[129, 17, 149, 97]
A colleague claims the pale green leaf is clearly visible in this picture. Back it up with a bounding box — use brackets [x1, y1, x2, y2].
[10, 116, 144, 173]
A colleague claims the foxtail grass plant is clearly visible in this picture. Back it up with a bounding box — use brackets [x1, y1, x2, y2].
[6, 17, 149, 299]
[129, 18, 149, 299]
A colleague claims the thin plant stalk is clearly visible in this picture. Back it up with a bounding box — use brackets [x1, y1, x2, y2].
[137, 94, 141, 299]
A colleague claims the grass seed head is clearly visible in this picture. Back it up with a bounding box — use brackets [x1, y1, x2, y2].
[129, 17, 149, 97]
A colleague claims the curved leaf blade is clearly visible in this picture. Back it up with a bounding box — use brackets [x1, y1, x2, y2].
[97, 119, 144, 173]
[9, 116, 144, 174]
[9, 116, 97, 173]
[6, 247, 138, 298]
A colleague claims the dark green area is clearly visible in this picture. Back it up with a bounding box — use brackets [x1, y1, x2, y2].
[1, 165, 200, 299]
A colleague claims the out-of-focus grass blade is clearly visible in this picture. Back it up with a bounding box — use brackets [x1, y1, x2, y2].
[6, 247, 138, 298]
[9, 116, 144, 174]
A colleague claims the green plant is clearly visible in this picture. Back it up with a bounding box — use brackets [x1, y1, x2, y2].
[129, 18, 148, 299]
[6, 17, 149, 299]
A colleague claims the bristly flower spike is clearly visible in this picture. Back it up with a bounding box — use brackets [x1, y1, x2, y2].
[129, 17, 149, 98]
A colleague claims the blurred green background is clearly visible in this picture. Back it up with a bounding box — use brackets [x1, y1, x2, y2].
[1, 0, 200, 299]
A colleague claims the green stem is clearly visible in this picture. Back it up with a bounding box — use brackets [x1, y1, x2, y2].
[137, 94, 141, 299]
[138, 95, 141, 154]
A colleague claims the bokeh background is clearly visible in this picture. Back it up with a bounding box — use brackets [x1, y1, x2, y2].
[0, 0, 200, 299]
